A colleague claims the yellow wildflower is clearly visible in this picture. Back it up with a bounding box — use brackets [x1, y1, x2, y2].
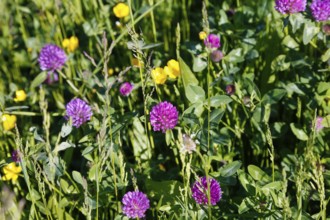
[2, 114, 17, 131]
[14, 90, 27, 102]
[164, 59, 180, 79]
[2, 162, 22, 182]
[151, 67, 167, 85]
[62, 36, 79, 52]
[108, 68, 114, 76]
[199, 31, 207, 40]
[113, 3, 130, 18]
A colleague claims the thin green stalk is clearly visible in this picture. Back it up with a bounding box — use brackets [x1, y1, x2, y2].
[207, 55, 211, 152]
[148, 0, 157, 42]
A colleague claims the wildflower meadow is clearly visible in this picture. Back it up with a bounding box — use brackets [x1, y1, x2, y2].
[1, 0, 330, 219]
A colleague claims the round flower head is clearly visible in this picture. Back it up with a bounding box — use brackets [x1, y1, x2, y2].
[2, 162, 22, 182]
[14, 90, 27, 102]
[12, 150, 21, 163]
[119, 82, 134, 96]
[62, 36, 79, 52]
[113, 3, 130, 18]
[180, 134, 197, 154]
[122, 191, 150, 219]
[315, 116, 324, 132]
[65, 98, 92, 128]
[226, 84, 235, 95]
[2, 114, 17, 131]
[210, 50, 224, 62]
[204, 34, 221, 49]
[274, 0, 307, 14]
[38, 44, 67, 72]
[151, 67, 167, 84]
[310, 0, 330, 21]
[191, 176, 222, 205]
[164, 59, 180, 79]
[150, 101, 179, 133]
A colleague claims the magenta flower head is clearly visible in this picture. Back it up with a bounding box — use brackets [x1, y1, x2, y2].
[65, 98, 93, 128]
[274, 0, 306, 14]
[310, 0, 330, 21]
[191, 176, 222, 205]
[119, 82, 134, 96]
[150, 101, 179, 133]
[38, 44, 67, 72]
[204, 34, 221, 49]
[122, 191, 150, 219]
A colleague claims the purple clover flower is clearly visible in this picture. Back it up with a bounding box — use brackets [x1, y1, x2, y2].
[310, 0, 330, 21]
[12, 150, 21, 163]
[122, 191, 150, 219]
[38, 44, 67, 72]
[150, 101, 179, 133]
[204, 34, 221, 49]
[119, 82, 134, 96]
[226, 84, 235, 95]
[274, 0, 306, 14]
[210, 50, 224, 62]
[315, 116, 324, 132]
[65, 98, 92, 128]
[191, 176, 222, 205]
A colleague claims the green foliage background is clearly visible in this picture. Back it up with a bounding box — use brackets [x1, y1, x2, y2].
[0, 0, 329, 219]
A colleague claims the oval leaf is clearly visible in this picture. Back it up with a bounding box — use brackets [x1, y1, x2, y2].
[220, 161, 242, 177]
[290, 123, 308, 141]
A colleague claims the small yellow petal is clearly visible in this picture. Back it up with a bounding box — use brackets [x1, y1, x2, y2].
[62, 38, 70, 48]
[151, 67, 167, 84]
[113, 3, 130, 18]
[166, 59, 180, 78]
[14, 90, 27, 102]
[2, 162, 21, 181]
[68, 36, 79, 52]
[199, 31, 207, 40]
[2, 114, 17, 131]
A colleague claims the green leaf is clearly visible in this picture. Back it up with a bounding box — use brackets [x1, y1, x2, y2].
[238, 198, 252, 214]
[282, 35, 299, 50]
[261, 181, 282, 195]
[210, 95, 232, 107]
[30, 72, 47, 88]
[238, 170, 256, 194]
[54, 142, 75, 153]
[271, 55, 290, 72]
[262, 88, 286, 105]
[210, 109, 225, 126]
[193, 56, 207, 72]
[247, 165, 271, 182]
[220, 161, 242, 177]
[317, 82, 330, 94]
[224, 48, 244, 63]
[303, 22, 319, 45]
[290, 123, 308, 141]
[61, 123, 72, 138]
[185, 85, 205, 103]
[72, 171, 84, 186]
[26, 189, 41, 201]
[321, 115, 330, 128]
[321, 48, 330, 63]
[179, 56, 198, 87]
